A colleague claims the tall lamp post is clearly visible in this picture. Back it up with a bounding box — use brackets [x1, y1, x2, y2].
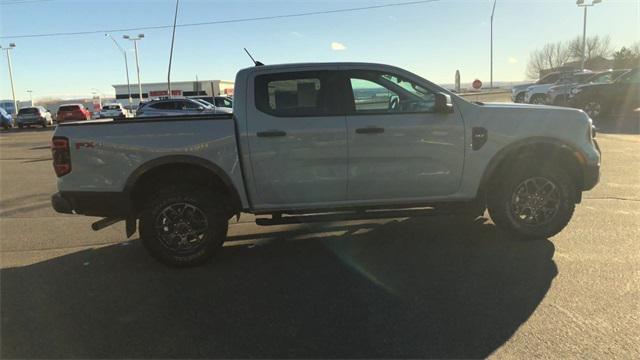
[490, 0, 497, 89]
[27, 90, 33, 106]
[105, 34, 133, 106]
[576, 0, 602, 71]
[123, 34, 144, 102]
[1, 43, 18, 115]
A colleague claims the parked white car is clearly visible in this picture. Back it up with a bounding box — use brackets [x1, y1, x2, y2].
[99, 103, 131, 119]
[524, 70, 593, 104]
[51, 62, 600, 267]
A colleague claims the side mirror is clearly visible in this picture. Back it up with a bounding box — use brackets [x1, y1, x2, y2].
[197, 106, 205, 111]
[434, 92, 454, 113]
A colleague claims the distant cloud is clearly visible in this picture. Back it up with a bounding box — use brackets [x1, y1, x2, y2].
[331, 42, 347, 51]
[508, 57, 518, 64]
[388, 15, 397, 21]
[290, 31, 303, 38]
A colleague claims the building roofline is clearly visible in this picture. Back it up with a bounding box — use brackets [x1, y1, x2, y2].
[111, 79, 234, 87]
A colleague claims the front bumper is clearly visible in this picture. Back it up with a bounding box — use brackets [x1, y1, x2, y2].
[582, 139, 601, 191]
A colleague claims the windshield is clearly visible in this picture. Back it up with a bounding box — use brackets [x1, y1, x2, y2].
[18, 108, 39, 115]
[102, 105, 121, 110]
[537, 73, 560, 84]
[59, 105, 80, 112]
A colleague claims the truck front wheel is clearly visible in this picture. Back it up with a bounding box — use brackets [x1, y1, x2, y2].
[487, 164, 576, 239]
[139, 184, 228, 267]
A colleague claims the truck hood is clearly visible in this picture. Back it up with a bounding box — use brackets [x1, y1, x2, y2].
[479, 102, 572, 110]
[478, 102, 586, 118]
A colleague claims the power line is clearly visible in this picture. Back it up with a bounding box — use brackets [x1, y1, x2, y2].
[0, 0, 55, 5]
[0, 0, 441, 39]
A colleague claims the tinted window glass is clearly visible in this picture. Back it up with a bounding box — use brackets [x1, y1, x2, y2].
[59, 105, 80, 112]
[587, 72, 613, 84]
[255, 72, 326, 117]
[149, 102, 175, 110]
[619, 70, 640, 84]
[347, 70, 436, 114]
[102, 105, 121, 110]
[215, 98, 232, 107]
[538, 73, 560, 84]
[18, 108, 39, 115]
[179, 100, 201, 109]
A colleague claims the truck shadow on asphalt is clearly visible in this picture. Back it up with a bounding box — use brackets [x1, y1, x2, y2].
[1, 217, 557, 359]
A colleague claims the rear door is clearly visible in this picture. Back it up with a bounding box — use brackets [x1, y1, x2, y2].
[245, 67, 348, 209]
[340, 68, 465, 202]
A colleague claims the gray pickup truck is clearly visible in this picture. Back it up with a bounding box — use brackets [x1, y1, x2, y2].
[51, 62, 601, 266]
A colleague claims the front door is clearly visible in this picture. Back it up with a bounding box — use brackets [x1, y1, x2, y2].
[341, 68, 465, 202]
[245, 69, 348, 209]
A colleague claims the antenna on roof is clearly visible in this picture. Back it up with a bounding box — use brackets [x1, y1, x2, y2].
[244, 48, 264, 66]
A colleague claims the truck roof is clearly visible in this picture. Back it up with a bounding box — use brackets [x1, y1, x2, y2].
[239, 62, 407, 73]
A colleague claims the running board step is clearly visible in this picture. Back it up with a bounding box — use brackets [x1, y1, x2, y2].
[255, 208, 445, 226]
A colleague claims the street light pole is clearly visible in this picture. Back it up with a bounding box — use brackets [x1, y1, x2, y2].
[27, 90, 33, 106]
[106, 34, 133, 106]
[124, 34, 145, 103]
[576, 0, 602, 71]
[490, 0, 497, 89]
[167, 0, 180, 98]
[1, 43, 18, 115]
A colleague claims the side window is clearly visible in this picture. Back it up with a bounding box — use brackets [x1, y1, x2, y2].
[619, 71, 640, 84]
[348, 71, 436, 114]
[351, 78, 398, 112]
[255, 72, 326, 117]
[150, 101, 174, 110]
[181, 100, 201, 110]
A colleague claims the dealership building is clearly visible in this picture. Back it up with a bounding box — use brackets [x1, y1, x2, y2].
[112, 79, 234, 105]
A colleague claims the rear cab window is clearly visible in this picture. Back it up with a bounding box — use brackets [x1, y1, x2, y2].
[255, 71, 340, 117]
[59, 105, 80, 112]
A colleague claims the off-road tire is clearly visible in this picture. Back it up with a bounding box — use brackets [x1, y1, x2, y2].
[139, 184, 228, 267]
[487, 164, 576, 239]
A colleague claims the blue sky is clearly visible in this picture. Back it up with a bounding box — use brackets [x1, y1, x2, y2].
[0, 0, 638, 100]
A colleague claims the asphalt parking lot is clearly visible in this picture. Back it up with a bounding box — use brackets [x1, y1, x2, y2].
[1, 117, 639, 358]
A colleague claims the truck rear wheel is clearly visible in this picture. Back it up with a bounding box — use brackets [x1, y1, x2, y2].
[139, 184, 228, 267]
[487, 164, 575, 239]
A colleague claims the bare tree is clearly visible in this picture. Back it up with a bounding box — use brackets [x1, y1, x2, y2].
[568, 35, 612, 62]
[526, 42, 572, 79]
[612, 42, 640, 69]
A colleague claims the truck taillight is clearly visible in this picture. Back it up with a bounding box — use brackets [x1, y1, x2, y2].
[51, 136, 71, 177]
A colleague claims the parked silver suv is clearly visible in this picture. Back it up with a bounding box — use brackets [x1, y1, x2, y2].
[136, 98, 232, 117]
[16, 106, 53, 128]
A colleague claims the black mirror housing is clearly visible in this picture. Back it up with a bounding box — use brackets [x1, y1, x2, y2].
[434, 92, 454, 113]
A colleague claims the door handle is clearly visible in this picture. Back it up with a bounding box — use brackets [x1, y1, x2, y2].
[355, 126, 385, 134]
[257, 130, 287, 138]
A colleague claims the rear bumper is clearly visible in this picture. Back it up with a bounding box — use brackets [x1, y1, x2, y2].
[52, 191, 132, 217]
[17, 117, 44, 124]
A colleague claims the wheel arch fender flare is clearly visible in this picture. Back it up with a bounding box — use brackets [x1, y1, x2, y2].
[478, 136, 586, 196]
[123, 155, 243, 215]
